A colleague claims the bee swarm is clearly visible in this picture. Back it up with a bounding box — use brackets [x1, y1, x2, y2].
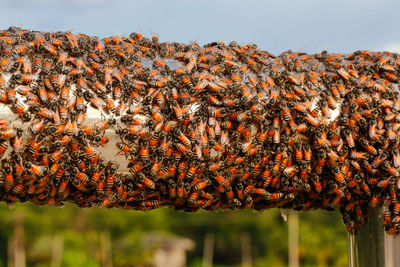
[0, 27, 399, 234]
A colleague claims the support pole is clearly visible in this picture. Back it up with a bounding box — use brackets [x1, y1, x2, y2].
[288, 211, 299, 267]
[11, 211, 25, 267]
[202, 234, 214, 267]
[348, 207, 400, 267]
[240, 233, 252, 267]
[100, 232, 113, 267]
[50, 236, 64, 267]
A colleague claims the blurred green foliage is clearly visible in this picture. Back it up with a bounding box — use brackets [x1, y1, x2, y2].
[0, 202, 347, 266]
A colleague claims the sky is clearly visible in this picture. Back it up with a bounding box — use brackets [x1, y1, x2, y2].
[0, 0, 399, 55]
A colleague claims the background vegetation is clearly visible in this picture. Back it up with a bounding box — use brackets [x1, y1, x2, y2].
[0, 202, 348, 267]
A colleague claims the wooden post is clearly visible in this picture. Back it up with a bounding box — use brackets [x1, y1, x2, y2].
[50, 236, 64, 267]
[241, 233, 252, 267]
[288, 211, 299, 267]
[202, 234, 214, 267]
[100, 231, 113, 267]
[9, 211, 26, 267]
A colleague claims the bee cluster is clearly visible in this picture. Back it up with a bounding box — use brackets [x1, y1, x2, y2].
[0, 27, 399, 234]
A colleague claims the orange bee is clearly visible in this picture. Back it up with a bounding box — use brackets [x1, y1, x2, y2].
[214, 172, 230, 188]
[27, 163, 47, 177]
[138, 173, 156, 189]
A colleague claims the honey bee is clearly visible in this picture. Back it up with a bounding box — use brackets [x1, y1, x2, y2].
[138, 173, 156, 190]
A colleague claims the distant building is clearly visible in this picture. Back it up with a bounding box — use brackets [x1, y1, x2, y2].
[143, 234, 195, 267]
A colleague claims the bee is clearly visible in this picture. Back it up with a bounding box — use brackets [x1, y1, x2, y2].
[11, 134, 23, 152]
[0, 139, 8, 157]
[1, 128, 17, 139]
[302, 144, 312, 163]
[185, 164, 198, 180]
[331, 166, 345, 187]
[360, 139, 377, 155]
[95, 178, 105, 195]
[313, 149, 326, 175]
[350, 151, 369, 160]
[49, 150, 63, 164]
[2, 163, 14, 192]
[31, 55, 43, 73]
[387, 148, 400, 170]
[150, 160, 161, 177]
[138, 173, 156, 190]
[11, 183, 24, 195]
[273, 127, 281, 144]
[369, 119, 378, 140]
[140, 200, 161, 209]
[293, 142, 303, 162]
[213, 172, 230, 188]
[76, 170, 90, 183]
[72, 178, 87, 192]
[174, 128, 191, 147]
[84, 144, 98, 161]
[175, 142, 189, 155]
[105, 174, 115, 188]
[105, 99, 116, 114]
[343, 129, 355, 148]
[26, 162, 47, 177]
[382, 162, 398, 176]
[139, 140, 150, 161]
[116, 142, 131, 157]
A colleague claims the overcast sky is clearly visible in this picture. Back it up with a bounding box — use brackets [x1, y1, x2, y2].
[0, 0, 399, 55]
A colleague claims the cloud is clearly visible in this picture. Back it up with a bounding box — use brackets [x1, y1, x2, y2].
[378, 42, 400, 53]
